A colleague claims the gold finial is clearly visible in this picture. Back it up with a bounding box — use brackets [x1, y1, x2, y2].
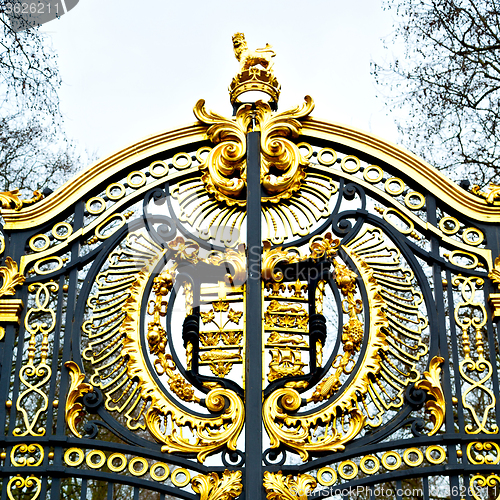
[229, 33, 281, 110]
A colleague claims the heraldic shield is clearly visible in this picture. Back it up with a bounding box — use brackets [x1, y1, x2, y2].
[0, 34, 500, 500]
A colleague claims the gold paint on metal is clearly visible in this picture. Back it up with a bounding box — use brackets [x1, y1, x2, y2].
[453, 275, 498, 434]
[171, 467, 191, 487]
[64, 361, 93, 438]
[14, 281, 58, 437]
[150, 462, 170, 482]
[29, 234, 50, 252]
[149, 161, 169, 178]
[263, 471, 317, 500]
[64, 448, 85, 467]
[5, 400, 12, 408]
[403, 447, 424, 466]
[363, 165, 384, 183]
[467, 442, 500, 465]
[457, 449, 463, 458]
[359, 455, 380, 474]
[414, 356, 445, 436]
[445, 250, 479, 269]
[385, 177, 405, 196]
[0, 453, 5, 460]
[425, 445, 446, 465]
[107, 453, 127, 473]
[48, 452, 54, 459]
[128, 457, 148, 477]
[470, 474, 500, 500]
[0, 299, 24, 324]
[404, 191, 425, 210]
[127, 171, 147, 188]
[52, 222, 73, 241]
[0, 257, 25, 297]
[7, 475, 42, 500]
[341, 155, 361, 174]
[229, 33, 280, 107]
[86, 196, 106, 215]
[191, 469, 242, 500]
[439, 216, 460, 235]
[86, 450, 106, 469]
[381, 451, 402, 471]
[11, 444, 44, 467]
[338, 460, 358, 480]
[316, 467, 337, 486]
[193, 96, 314, 206]
[105, 182, 126, 200]
[471, 184, 500, 204]
[317, 148, 337, 166]
[462, 227, 484, 246]
[0, 188, 43, 211]
[488, 256, 500, 319]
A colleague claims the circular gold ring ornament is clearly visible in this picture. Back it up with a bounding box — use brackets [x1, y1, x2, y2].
[52, 222, 73, 240]
[128, 457, 148, 477]
[86, 197, 106, 215]
[29, 234, 50, 252]
[403, 447, 424, 467]
[425, 445, 446, 465]
[150, 462, 170, 481]
[462, 227, 484, 246]
[195, 147, 212, 164]
[363, 165, 383, 183]
[149, 161, 169, 178]
[338, 460, 358, 480]
[341, 155, 361, 174]
[86, 450, 106, 469]
[107, 453, 127, 472]
[297, 142, 314, 160]
[171, 467, 191, 487]
[382, 451, 402, 471]
[127, 171, 147, 189]
[404, 191, 425, 210]
[64, 448, 84, 467]
[106, 183, 126, 200]
[439, 216, 460, 235]
[173, 153, 192, 170]
[317, 147, 337, 166]
[317, 467, 337, 486]
[360, 455, 380, 474]
[385, 177, 405, 196]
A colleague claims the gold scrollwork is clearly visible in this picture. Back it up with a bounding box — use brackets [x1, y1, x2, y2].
[191, 469, 243, 500]
[0, 257, 25, 297]
[193, 95, 314, 206]
[10, 444, 44, 467]
[488, 255, 500, 319]
[467, 441, 500, 465]
[471, 184, 500, 204]
[453, 275, 498, 434]
[470, 474, 500, 500]
[263, 471, 317, 500]
[414, 356, 445, 436]
[122, 264, 245, 462]
[14, 281, 58, 437]
[64, 361, 94, 438]
[0, 188, 43, 211]
[7, 475, 42, 500]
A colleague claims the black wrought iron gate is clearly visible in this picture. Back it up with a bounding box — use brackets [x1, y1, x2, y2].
[0, 34, 500, 500]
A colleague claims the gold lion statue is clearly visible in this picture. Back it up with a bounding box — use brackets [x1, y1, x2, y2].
[232, 32, 275, 72]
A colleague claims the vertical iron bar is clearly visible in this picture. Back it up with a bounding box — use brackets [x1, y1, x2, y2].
[245, 130, 263, 500]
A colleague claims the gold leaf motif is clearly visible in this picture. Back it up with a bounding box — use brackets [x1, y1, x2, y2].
[191, 469, 243, 500]
[0, 188, 43, 211]
[0, 257, 25, 298]
[263, 471, 317, 500]
[471, 184, 500, 204]
[193, 96, 314, 206]
[64, 361, 93, 438]
[414, 356, 445, 436]
[262, 241, 301, 282]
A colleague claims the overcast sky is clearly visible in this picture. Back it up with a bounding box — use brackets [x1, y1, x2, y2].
[42, 0, 401, 160]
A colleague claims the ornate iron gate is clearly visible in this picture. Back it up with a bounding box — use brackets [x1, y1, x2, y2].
[0, 34, 500, 499]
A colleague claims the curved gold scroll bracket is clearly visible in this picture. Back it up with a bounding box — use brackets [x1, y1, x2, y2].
[414, 356, 445, 436]
[64, 361, 94, 438]
[0, 256, 25, 325]
[263, 471, 317, 500]
[0, 188, 43, 211]
[191, 469, 242, 500]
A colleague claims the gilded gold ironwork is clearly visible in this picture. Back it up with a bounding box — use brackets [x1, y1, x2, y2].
[414, 356, 445, 436]
[470, 474, 500, 500]
[10, 444, 44, 467]
[471, 184, 500, 204]
[263, 471, 317, 500]
[229, 33, 280, 107]
[488, 255, 500, 319]
[7, 475, 42, 500]
[453, 275, 498, 434]
[191, 469, 243, 500]
[0, 188, 43, 211]
[14, 281, 58, 437]
[64, 361, 94, 438]
[0, 257, 25, 296]
[193, 95, 314, 206]
[467, 442, 500, 465]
